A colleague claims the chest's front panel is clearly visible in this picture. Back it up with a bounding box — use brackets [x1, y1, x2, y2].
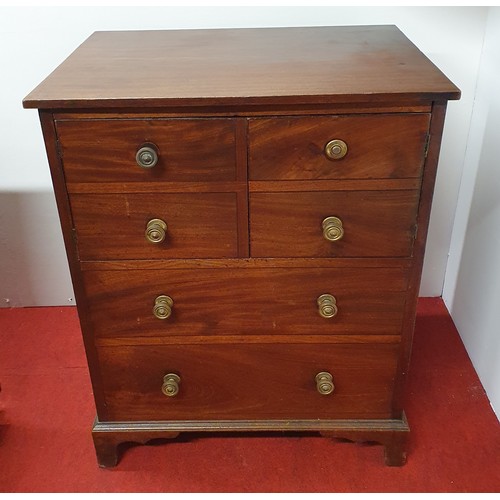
[25, 26, 459, 467]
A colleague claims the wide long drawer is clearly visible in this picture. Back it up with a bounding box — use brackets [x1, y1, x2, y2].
[83, 267, 409, 339]
[70, 192, 239, 260]
[97, 343, 399, 421]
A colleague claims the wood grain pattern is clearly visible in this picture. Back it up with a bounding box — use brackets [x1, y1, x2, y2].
[23, 26, 460, 109]
[66, 178, 421, 194]
[235, 118, 250, 257]
[250, 190, 419, 258]
[249, 114, 430, 180]
[66, 181, 246, 194]
[54, 103, 432, 120]
[70, 192, 240, 260]
[25, 25, 460, 467]
[392, 102, 448, 416]
[96, 343, 399, 421]
[80, 257, 413, 271]
[82, 267, 409, 338]
[56, 118, 236, 183]
[92, 414, 409, 466]
[248, 179, 422, 192]
[95, 334, 401, 347]
[38, 112, 108, 416]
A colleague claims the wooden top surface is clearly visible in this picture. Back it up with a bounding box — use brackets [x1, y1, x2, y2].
[23, 26, 460, 109]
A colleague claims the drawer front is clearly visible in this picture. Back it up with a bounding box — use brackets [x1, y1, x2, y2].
[250, 190, 419, 257]
[248, 114, 430, 180]
[56, 119, 236, 183]
[71, 193, 239, 260]
[97, 343, 399, 421]
[84, 268, 408, 338]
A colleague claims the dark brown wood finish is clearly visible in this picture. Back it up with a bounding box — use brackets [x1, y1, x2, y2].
[56, 118, 237, 183]
[250, 190, 420, 257]
[82, 267, 409, 338]
[97, 343, 399, 421]
[38, 111, 108, 417]
[249, 114, 430, 180]
[25, 27, 459, 467]
[53, 103, 432, 120]
[92, 416, 410, 467]
[67, 178, 420, 194]
[391, 102, 448, 417]
[70, 192, 240, 260]
[23, 26, 460, 109]
[235, 118, 250, 257]
[96, 334, 401, 347]
[80, 257, 413, 271]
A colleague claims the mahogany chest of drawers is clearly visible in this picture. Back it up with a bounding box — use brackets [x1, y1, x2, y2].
[23, 26, 460, 467]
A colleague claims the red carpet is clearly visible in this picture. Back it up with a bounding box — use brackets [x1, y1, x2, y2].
[0, 298, 499, 492]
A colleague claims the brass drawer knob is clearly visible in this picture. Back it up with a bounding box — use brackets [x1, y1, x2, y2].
[315, 372, 335, 395]
[136, 143, 159, 168]
[322, 216, 344, 241]
[324, 139, 348, 160]
[146, 218, 167, 244]
[153, 295, 173, 320]
[317, 293, 338, 318]
[162, 373, 181, 397]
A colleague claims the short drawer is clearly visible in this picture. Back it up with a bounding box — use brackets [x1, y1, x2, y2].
[248, 114, 430, 180]
[56, 118, 237, 183]
[250, 190, 419, 257]
[83, 267, 409, 338]
[97, 343, 399, 421]
[71, 192, 239, 260]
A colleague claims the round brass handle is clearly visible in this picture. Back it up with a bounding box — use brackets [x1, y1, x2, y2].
[322, 216, 344, 242]
[162, 373, 181, 397]
[316, 371, 335, 395]
[324, 139, 348, 160]
[153, 295, 173, 320]
[136, 143, 159, 168]
[146, 218, 167, 244]
[317, 294, 338, 319]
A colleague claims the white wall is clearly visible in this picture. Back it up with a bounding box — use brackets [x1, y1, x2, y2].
[443, 7, 500, 416]
[0, 6, 487, 306]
